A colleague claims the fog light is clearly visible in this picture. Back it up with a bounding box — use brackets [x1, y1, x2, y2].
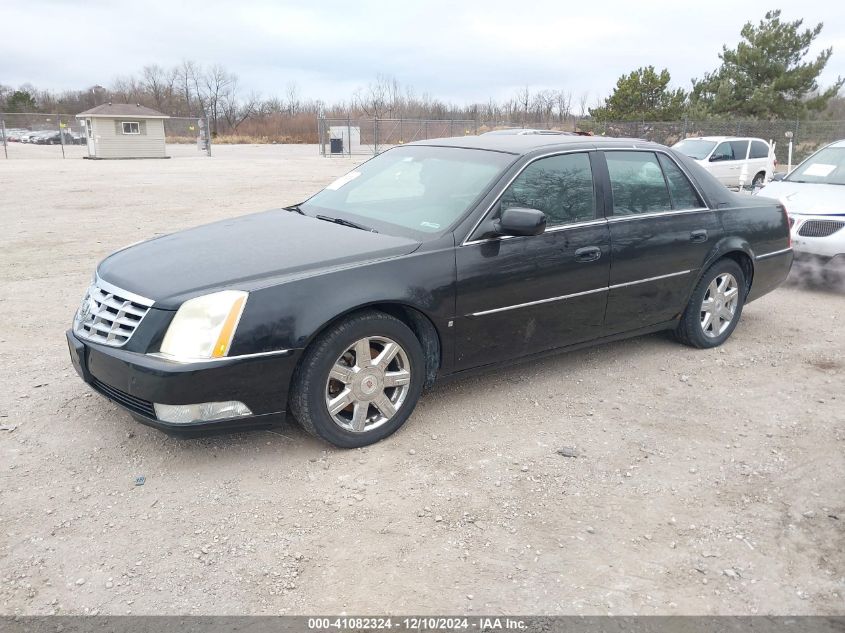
[153, 401, 252, 424]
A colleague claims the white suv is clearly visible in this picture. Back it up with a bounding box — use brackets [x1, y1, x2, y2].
[672, 136, 775, 188]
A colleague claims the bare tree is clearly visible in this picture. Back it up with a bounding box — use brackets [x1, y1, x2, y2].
[285, 81, 300, 116]
[222, 80, 260, 132]
[577, 91, 590, 118]
[354, 75, 391, 118]
[531, 89, 555, 126]
[514, 86, 530, 126]
[176, 60, 203, 116]
[555, 90, 572, 122]
[203, 64, 236, 135]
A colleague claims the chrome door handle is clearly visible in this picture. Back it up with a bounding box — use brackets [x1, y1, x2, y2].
[690, 230, 708, 243]
[575, 246, 602, 263]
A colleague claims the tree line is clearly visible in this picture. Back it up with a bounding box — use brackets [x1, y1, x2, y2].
[1, 9, 842, 141]
[590, 10, 842, 121]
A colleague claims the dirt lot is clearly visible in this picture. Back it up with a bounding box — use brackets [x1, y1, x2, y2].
[0, 145, 843, 616]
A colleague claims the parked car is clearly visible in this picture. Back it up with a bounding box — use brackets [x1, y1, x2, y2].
[3, 128, 30, 142]
[19, 131, 41, 143]
[24, 130, 54, 144]
[672, 136, 775, 188]
[756, 139, 845, 278]
[33, 130, 78, 145]
[34, 131, 61, 145]
[68, 135, 792, 447]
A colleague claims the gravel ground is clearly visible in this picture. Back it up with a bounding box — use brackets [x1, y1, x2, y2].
[0, 144, 843, 616]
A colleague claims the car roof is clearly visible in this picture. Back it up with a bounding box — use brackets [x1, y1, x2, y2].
[827, 139, 845, 148]
[407, 134, 657, 155]
[680, 136, 768, 143]
[482, 128, 576, 136]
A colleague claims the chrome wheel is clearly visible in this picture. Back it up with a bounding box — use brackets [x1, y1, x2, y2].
[700, 273, 739, 338]
[324, 336, 411, 433]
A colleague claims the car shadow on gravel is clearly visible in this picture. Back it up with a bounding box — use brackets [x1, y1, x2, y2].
[85, 330, 676, 461]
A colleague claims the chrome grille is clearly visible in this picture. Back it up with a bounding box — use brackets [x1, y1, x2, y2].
[73, 279, 153, 347]
[798, 220, 845, 238]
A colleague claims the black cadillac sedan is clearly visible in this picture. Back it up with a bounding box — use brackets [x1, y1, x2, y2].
[67, 134, 793, 447]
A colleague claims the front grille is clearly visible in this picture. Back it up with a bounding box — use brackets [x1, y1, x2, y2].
[90, 377, 156, 418]
[73, 280, 153, 347]
[798, 219, 845, 238]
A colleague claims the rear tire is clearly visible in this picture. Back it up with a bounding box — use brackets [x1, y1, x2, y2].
[752, 172, 766, 188]
[289, 310, 425, 448]
[675, 259, 746, 349]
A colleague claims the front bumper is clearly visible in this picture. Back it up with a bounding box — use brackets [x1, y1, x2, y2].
[66, 330, 300, 435]
[790, 215, 845, 261]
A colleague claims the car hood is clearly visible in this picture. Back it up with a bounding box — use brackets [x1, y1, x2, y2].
[97, 209, 421, 309]
[756, 181, 845, 216]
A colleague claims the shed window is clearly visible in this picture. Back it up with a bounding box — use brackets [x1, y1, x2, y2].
[122, 121, 140, 135]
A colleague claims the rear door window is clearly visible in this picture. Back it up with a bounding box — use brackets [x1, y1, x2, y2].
[729, 140, 749, 161]
[605, 151, 672, 216]
[657, 154, 704, 210]
[749, 140, 770, 159]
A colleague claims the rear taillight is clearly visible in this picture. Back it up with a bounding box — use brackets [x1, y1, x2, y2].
[781, 205, 792, 248]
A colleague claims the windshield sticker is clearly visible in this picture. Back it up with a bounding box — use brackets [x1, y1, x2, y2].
[803, 163, 836, 177]
[420, 221, 441, 229]
[325, 171, 361, 190]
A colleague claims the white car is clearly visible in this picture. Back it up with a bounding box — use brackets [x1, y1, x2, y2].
[757, 139, 845, 277]
[672, 136, 775, 188]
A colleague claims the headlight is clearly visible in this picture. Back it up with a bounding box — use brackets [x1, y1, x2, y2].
[159, 290, 247, 360]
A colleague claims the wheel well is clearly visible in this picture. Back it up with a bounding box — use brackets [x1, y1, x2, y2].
[304, 304, 442, 389]
[721, 251, 754, 293]
[370, 304, 441, 388]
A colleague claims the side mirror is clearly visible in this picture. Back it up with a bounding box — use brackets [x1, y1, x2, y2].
[494, 207, 546, 237]
[772, 172, 786, 181]
[709, 154, 726, 162]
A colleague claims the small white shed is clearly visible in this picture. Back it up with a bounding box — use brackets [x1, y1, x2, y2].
[76, 103, 169, 159]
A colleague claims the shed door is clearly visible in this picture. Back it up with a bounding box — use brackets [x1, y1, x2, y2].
[85, 119, 95, 156]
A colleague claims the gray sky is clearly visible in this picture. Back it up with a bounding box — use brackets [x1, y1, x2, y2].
[2, 0, 843, 106]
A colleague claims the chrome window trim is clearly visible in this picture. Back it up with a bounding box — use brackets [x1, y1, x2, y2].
[460, 148, 598, 246]
[148, 348, 294, 364]
[755, 247, 793, 261]
[463, 218, 608, 246]
[606, 207, 711, 223]
[468, 269, 693, 317]
[461, 146, 711, 246]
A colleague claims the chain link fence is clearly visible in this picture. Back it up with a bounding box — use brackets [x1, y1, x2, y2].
[318, 117, 478, 156]
[0, 112, 212, 158]
[317, 116, 845, 165]
[0, 112, 87, 158]
[5, 111, 843, 166]
[576, 119, 845, 165]
[163, 116, 212, 156]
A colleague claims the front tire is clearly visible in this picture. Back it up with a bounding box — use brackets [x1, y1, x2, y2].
[289, 310, 425, 448]
[675, 259, 746, 349]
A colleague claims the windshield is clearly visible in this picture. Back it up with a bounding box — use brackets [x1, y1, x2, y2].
[786, 146, 845, 185]
[672, 139, 717, 160]
[300, 145, 514, 237]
